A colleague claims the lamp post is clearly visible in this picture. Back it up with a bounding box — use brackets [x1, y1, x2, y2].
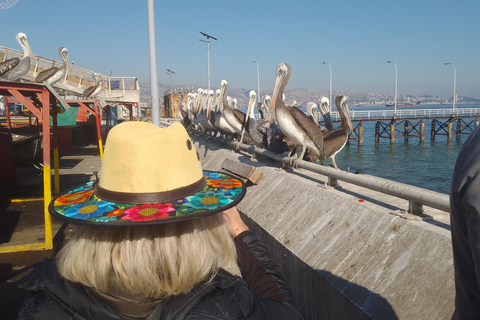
[387, 60, 398, 117]
[444, 62, 456, 115]
[253, 59, 260, 102]
[199, 31, 217, 92]
[147, 0, 160, 126]
[165, 46, 175, 93]
[322, 60, 332, 107]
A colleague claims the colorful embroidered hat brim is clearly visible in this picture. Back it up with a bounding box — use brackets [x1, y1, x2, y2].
[48, 121, 246, 227]
[49, 170, 246, 227]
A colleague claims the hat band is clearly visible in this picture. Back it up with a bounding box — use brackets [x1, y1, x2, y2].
[94, 177, 207, 204]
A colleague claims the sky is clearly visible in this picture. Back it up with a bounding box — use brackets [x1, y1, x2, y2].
[1, 0, 479, 98]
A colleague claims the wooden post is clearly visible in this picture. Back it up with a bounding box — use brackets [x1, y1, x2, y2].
[404, 120, 409, 142]
[456, 119, 461, 140]
[475, 117, 479, 128]
[358, 121, 364, 147]
[431, 120, 436, 141]
[447, 121, 452, 142]
[390, 122, 395, 144]
[375, 122, 380, 143]
[420, 120, 425, 143]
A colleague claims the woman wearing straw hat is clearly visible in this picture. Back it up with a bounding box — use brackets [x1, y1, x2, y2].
[17, 122, 304, 319]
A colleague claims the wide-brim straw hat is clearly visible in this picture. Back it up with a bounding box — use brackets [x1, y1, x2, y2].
[49, 121, 246, 227]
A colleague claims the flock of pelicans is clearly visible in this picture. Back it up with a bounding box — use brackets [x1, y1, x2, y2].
[180, 63, 353, 170]
[0, 33, 353, 170]
[0, 32, 102, 98]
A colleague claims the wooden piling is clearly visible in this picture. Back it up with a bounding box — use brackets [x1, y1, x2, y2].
[404, 120, 409, 142]
[420, 120, 425, 143]
[431, 120, 436, 141]
[447, 121, 453, 142]
[375, 122, 380, 143]
[390, 123, 395, 143]
[358, 122, 364, 147]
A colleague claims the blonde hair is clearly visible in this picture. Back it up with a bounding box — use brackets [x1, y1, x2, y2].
[56, 213, 240, 299]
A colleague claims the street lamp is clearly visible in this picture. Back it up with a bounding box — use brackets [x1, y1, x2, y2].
[444, 62, 457, 115]
[322, 60, 332, 108]
[387, 60, 398, 117]
[165, 46, 175, 93]
[253, 59, 260, 103]
[199, 31, 218, 92]
[147, 0, 160, 126]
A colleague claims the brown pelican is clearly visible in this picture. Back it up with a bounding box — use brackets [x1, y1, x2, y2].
[35, 47, 69, 85]
[222, 80, 247, 136]
[82, 73, 102, 99]
[269, 63, 324, 166]
[214, 81, 236, 137]
[322, 95, 353, 169]
[0, 32, 34, 81]
[306, 98, 333, 133]
[306, 102, 320, 125]
[318, 97, 333, 131]
[240, 90, 264, 147]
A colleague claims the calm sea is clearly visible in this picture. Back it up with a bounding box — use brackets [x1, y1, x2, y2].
[333, 103, 480, 194]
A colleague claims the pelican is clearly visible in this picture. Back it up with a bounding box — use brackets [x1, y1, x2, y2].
[240, 90, 264, 147]
[0, 32, 34, 81]
[222, 80, 247, 136]
[322, 95, 353, 169]
[269, 63, 324, 166]
[35, 47, 69, 85]
[83, 73, 102, 99]
[214, 81, 236, 137]
[306, 98, 333, 133]
[306, 102, 319, 125]
[318, 97, 333, 131]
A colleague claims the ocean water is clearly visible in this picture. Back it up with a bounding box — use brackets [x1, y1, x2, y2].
[332, 104, 480, 194]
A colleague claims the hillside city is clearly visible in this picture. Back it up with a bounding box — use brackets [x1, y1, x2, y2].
[139, 82, 480, 110]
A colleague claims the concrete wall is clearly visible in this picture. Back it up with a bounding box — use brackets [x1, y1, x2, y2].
[192, 136, 455, 320]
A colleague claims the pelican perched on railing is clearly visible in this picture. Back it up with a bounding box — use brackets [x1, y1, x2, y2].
[222, 80, 247, 136]
[270, 62, 324, 166]
[318, 97, 333, 132]
[35, 47, 69, 85]
[214, 81, 236, 138]
[83, 73, 102, 99]
[240, 90, 264, 147]
[322, 95, 353, 169]
[0, 32, 34, 81]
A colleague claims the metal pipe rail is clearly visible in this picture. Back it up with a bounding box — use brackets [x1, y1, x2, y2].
[225, 139, 450, 215]
[332, 108, 480, 122]
[0, 46, 139, 94]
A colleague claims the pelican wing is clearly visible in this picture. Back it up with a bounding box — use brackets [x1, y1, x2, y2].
[323, 129, 348, 158]
[0, 58, 20, 77]
[288, 107, 324, 153]
[35, 67, 59, 83]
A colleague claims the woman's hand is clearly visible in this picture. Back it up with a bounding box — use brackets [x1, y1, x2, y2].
[222, 206, 249, 238]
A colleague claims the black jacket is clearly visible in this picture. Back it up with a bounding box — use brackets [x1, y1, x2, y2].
[18, 231, 305, 319]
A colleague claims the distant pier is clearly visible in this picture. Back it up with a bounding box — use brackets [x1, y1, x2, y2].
[327, 107, 480, 145]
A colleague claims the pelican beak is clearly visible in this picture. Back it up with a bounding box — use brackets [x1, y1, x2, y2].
[269, 74, 282, 124]
[26, 40, 36, 64]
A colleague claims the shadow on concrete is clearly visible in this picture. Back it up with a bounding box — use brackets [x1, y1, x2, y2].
[242, 212, 398, 320]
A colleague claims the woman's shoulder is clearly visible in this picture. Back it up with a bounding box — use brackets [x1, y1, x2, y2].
[187, 270, 255, 319]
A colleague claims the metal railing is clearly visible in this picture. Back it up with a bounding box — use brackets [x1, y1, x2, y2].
[0, 46, 139, 95]
[331, 108, 480, 122]
[253, 108, 480, 122]
[185, 128, 450, 216]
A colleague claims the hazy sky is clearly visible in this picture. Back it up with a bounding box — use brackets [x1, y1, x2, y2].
[1, 0, 479, 98]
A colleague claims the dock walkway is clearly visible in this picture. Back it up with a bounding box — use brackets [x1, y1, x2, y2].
[0, 133, 454, 319]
